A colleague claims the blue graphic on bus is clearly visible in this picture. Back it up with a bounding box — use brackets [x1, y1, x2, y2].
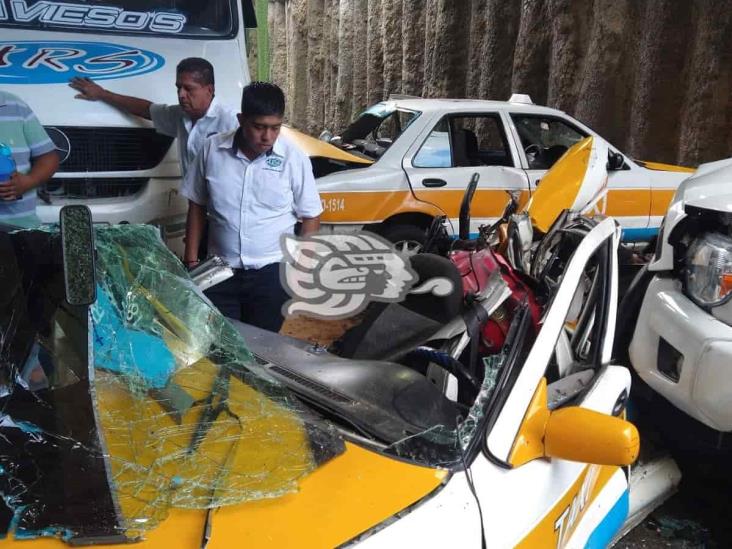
[0, 41, 165, 84]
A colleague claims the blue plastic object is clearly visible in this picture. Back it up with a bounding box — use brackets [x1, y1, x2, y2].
[92, 285, 177, 389]
[0, 143, 15, 183]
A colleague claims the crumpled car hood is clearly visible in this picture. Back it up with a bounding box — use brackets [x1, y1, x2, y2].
[280, 126, 373, 166]
[0, 225, 344, 544]
[673, 157, 732, 214]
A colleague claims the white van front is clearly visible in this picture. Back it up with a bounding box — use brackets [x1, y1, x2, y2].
[0, 0, 253, 253]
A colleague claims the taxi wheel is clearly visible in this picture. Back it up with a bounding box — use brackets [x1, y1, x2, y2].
[378, 224, 427, 256]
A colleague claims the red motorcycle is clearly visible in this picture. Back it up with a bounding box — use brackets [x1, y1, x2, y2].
[334, 173, 542, 404]
[432, 173, 542, 355]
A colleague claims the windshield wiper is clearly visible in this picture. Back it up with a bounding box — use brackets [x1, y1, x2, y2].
[187, 350, 238, 454]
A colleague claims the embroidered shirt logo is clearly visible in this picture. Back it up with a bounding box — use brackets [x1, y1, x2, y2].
[265, 157, 283, 171]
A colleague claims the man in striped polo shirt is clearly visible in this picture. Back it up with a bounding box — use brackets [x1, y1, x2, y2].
[0, 91, 59, 228]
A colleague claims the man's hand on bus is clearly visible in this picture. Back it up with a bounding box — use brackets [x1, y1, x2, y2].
[68, 78, 152, 119]
[69, 77, 107, 101]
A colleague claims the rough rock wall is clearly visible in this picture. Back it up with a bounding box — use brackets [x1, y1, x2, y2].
[267, 0, 732, 165]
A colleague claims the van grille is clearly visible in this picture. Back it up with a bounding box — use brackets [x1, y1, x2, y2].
[45, 126, 174, 172]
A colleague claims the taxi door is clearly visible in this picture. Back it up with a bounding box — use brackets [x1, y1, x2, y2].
[402, 112, 530, 236]
[474, 218, 634, 548]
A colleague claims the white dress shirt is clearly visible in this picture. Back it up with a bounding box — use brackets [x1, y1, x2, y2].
[149, 97, 238, 176]
[181, 129, 323, 269]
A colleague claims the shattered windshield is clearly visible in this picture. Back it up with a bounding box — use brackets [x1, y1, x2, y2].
[0, 225, 343, 544]
[339, 103, 419, 159]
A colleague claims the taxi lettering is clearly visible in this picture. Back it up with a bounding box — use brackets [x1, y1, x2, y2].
[321, 196, 346, 213]
[553, 466, 598, 547]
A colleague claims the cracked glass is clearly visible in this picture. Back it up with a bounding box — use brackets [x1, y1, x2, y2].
[0, 225, 343, 544]
[383, 275, 516, 467]
[385, 351, 508, 467]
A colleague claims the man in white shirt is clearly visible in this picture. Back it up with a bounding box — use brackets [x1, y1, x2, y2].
[182, 82, 322, 332]
[69, 57, 238, 176]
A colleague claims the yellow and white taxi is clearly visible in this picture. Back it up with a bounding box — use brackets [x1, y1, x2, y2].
[1, 142, 680, 549]
[287, 95, 694, 251]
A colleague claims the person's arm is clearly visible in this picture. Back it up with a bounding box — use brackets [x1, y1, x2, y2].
[183, 201, 207, 268]
[180, 144, 211, 267]
[300, 216, 320, 236]
[291, 152, 324, 235]
[69, 77, 152, 120]
[0, 150, 59, 201]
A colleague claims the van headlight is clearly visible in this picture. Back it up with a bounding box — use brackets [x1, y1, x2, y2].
[685, 233, 732, 307]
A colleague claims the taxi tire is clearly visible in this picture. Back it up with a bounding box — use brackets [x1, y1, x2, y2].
[377, 224, 427, 255]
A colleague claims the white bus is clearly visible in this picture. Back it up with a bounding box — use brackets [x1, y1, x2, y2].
[0, 0, 255, 252]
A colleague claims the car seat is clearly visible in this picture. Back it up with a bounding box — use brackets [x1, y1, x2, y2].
[463, 129, 481, 166]
[452, 129, 480, 167]
[543, 144, 569, 168]
[332, 253, 463, 361]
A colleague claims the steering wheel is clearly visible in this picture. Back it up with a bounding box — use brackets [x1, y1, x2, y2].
[403, 346, 481, 400]
[524, 143, 542, 158]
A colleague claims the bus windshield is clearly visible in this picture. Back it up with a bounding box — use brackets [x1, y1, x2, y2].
[0, 0, 236, 38]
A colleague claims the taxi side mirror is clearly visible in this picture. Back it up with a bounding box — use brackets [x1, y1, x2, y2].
[544, 407, 639, 466]
[508, 379, 639, 468]
[607, 151, 626, 171]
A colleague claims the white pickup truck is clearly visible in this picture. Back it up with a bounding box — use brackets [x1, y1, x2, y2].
[620, 158, 732, 454]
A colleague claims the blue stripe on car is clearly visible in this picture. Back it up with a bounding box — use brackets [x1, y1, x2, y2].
[621, 227, 659, 242]
[585, 490, 629, 549]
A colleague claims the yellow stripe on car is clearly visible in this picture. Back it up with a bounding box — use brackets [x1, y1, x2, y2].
[320, 188, 532, 224]
[321, 185, 671, 227]
[637, 160, 695, 173]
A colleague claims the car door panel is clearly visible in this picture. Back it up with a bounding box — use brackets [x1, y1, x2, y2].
[350, 218, 631, 548]
[477, 218, 629, 548]
[402, 112, 530, 235]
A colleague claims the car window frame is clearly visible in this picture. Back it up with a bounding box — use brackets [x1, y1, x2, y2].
[411, 111, 517, 169]
[509, 113, 589, 171]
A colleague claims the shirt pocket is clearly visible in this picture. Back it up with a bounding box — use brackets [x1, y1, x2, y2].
[253, 171, 292, 210]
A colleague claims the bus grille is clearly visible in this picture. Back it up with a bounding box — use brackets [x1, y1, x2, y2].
[45, 126, 174, 172]
[39, 178, 147, 200]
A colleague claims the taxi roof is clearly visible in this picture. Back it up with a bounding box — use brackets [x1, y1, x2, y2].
[381, 97, 566, 117]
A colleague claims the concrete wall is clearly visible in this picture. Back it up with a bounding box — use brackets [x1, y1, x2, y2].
[266, 0, 732, 166]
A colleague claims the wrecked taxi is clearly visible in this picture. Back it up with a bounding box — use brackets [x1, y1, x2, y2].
[296, 94, 694, 250]
[2, 196, 659, 548]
